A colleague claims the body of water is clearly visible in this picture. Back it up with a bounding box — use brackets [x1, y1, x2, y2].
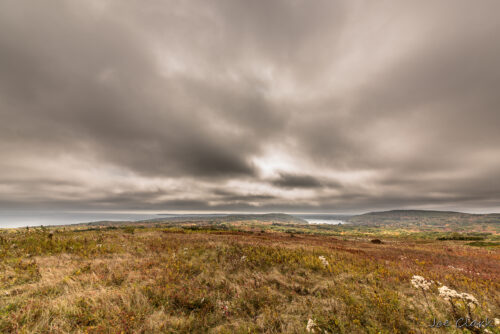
[294, 214, 351, 225]
[303, 218, 347, 225]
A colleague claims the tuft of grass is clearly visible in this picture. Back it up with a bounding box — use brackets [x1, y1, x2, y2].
[466, 241, 500, 248]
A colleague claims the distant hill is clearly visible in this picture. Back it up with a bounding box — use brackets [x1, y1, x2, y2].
[348, 209, 500, 231]
[79, 213, 308, 227]
[221, 213, 308, 224]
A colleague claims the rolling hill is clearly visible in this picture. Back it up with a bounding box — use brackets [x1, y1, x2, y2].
[348, 209, 500, 232]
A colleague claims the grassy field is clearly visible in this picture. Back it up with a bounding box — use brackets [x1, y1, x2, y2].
[0, 221, 499, 333]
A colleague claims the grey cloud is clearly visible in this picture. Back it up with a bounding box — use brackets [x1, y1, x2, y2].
[1, 0, 500, 214]
[271, 173, 324, 189]
[0, 0, 268, 179]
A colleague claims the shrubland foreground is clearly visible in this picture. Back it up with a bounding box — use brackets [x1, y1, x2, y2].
[0, 221, 499, 333]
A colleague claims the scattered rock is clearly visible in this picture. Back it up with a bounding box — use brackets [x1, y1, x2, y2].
[371, 239, 383, 244]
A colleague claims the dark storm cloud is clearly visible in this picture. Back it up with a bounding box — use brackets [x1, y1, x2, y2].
[1, 0, 500, 214]
[0, 0, 265, 179]
[292, 1, 500, 173]
[271, 173, 324, 189]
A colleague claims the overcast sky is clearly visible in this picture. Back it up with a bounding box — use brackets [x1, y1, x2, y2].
[1, 0, 500, 214]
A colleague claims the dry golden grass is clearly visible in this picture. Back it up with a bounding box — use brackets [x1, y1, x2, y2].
[0, 227, 499, 333]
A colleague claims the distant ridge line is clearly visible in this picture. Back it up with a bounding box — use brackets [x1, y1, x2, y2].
[359, 209, 499, 216]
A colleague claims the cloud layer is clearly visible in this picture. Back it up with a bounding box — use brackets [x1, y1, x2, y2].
[1, 0, 500, 213]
